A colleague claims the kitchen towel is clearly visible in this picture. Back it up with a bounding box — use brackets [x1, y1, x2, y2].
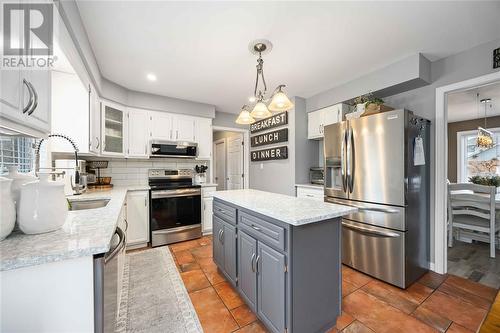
[414, 137, 425, 166]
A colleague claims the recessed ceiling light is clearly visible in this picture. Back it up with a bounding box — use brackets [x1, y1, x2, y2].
[146, 73, 157, 81]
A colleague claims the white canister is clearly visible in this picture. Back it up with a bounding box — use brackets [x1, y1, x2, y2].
[5, 166, 37, 203]
[0, 177, 16, 240]
[18, 174, 68, 234]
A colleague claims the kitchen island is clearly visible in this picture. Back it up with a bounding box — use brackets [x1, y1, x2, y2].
[212, 189, 356, 333]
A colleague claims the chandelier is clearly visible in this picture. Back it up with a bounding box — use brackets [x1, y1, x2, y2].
[476, 97, 494, 149]
[235, 40, 294, 125]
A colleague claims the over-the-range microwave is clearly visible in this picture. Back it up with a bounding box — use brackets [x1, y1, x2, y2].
[149, 140, 198, 158]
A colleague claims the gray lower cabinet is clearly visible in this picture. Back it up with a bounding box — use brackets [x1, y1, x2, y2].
[213, 198, 342, 333]
[213, 215, 237, 285]
[213, 216, 223, 268]
[238, 230, 286, 333]
[238, 231, 257, 311]
[257, 241, 286, 333]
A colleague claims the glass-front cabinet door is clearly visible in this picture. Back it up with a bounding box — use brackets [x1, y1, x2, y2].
[102, 100, 125, 155]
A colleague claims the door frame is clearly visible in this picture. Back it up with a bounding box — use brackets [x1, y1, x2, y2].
[212, 126, 250, 189]
[434, 70, 500, 274]
[213, 138, 227, 190]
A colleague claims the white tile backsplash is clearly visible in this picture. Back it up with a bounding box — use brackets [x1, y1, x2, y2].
[88, 158, 209, 186]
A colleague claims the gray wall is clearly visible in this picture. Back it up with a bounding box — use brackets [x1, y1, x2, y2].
[293, 97, 319, 184]
[249, 104, 296, 195]
[213, 111, 248, 129]
[306, 53, 431, 112]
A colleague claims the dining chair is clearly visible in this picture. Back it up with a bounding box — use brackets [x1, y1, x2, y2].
[447, 183, 498, 258]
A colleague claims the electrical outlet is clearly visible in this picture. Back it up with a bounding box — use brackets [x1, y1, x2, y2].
[260, 163, 264, 169]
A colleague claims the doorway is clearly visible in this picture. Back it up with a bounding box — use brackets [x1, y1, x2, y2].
[442, 79, 500, 289]
[212, 128, 249, 191]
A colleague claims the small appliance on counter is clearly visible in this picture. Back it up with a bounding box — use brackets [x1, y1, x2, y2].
[309, 167, 324, 185]
[149, 168, 201, 246]
[87, 161, 113, 190]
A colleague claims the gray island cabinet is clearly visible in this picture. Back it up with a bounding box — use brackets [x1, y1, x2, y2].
[212, 189, 356, 333]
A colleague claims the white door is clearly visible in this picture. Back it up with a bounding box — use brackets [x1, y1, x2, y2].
[126, 191, 149, 246]
[226, 134, 244, 190]
[127, 109, 149, 157]
[174, 115, 195, 141]
[214, 140, 226, 191]
[150, 111, 173, 141]
[195, 118, 212, 159]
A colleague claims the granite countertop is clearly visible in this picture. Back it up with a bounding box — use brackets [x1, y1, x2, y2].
[212, 189, 356, 226]
[295, 183, 324, 189]
[0, 185, 149, 271]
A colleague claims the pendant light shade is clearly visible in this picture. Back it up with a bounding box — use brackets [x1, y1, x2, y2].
[477, 127, 494, 149]
[235, 106, 255, 125]
[250, 101, 272, 119]
[268, 85, 294, 112]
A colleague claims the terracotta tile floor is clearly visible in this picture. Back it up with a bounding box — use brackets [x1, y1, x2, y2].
[168, 236, 499, 333]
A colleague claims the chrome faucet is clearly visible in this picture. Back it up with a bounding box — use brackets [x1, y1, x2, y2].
[35, 134, 86, 195]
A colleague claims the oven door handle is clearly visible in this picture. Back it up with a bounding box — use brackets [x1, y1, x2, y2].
[151, 188, 201, 199]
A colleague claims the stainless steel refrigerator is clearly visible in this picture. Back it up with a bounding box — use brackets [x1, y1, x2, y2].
[324, 109, 430, 288]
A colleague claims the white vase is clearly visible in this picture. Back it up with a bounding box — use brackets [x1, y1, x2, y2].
[18, 174, 68, 234]
[356, 103, 366, 113]
[5, 166, 37, 204]
[0, 177, 16, 240]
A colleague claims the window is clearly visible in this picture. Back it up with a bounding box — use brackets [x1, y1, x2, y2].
[0, 136, 36, 173]
[457, 128, 500, 182]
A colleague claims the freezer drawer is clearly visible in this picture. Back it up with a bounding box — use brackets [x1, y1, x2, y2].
[326, 197, 406, 231]
[342, 219, 406, 288]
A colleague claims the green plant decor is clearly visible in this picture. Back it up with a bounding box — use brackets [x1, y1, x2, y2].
[469, 175, 500, 187]
[352, 93, 384, 106]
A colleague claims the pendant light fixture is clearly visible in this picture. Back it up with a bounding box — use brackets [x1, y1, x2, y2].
[235, 105, 255, 125]
[235, 39, 294, 124]
[476, 96, 494, 149]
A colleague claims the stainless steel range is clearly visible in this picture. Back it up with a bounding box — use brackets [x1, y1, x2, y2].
[149, 169, 201, 247]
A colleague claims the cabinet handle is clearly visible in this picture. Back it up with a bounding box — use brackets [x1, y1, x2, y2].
[250, 224, 261, 231]
[170, 129, 172, 139]
[124, 219, 128, 232]
[218, 229, 223, 243]
[27, 81, 38, 115]
[251, 253, 256, 273]
[95, 137, 100, 149]
[220, 229, 224, 244]
[144, 197, 147, 207]
[22, 79, 33, 114]
[217, 208, 226, 214]
[176, 130, 179, 140]
[255, 255, 260, 274]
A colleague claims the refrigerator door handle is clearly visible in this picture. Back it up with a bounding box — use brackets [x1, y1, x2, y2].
[341, 128, 347, 192]
[342, 220, 400, 238]
[349, 127, 355, 193]
[346, 127, 353, 193]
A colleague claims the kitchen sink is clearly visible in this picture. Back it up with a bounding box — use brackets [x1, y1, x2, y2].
[68, 199, 110, 211]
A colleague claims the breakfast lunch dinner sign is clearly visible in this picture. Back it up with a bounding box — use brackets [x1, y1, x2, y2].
[250, 112, 289, 161]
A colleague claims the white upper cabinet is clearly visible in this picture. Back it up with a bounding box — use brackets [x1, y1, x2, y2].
[194, 117, 212, 159]
[150, 111, 174, 141]
[89, 84, 101, 154]
[127, 108, 149, 158]
[101, 100, 126, 156]
[308, 103, 347, 139]
[51, 70, 89, 153]
[174, 115, 195, 142]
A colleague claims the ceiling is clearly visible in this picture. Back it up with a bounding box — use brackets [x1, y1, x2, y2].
[76, 1, 500, 114]
[448, 81, 500, 123]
